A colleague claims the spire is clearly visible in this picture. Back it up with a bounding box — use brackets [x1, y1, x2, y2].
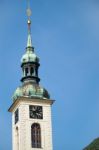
[26, 0, 32, 47]
[20, 0, 40, 84]
[11, 0, 51, 102]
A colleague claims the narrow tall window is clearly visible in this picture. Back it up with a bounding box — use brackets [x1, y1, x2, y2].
[31, 123, 41, 148]
[15, 109, 19, 124]
[30, 67, 34, 76]
[25, 68, 28, 76]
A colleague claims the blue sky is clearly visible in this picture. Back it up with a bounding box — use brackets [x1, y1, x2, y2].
[0, 0, 99, 149]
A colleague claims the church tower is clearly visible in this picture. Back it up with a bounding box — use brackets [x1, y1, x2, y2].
[8, 1, 54, 150]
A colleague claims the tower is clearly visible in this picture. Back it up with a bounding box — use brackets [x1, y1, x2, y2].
[8, 1, 54, 150]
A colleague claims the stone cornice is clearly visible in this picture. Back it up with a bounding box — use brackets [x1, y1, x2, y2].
[8, 97, 55, 112]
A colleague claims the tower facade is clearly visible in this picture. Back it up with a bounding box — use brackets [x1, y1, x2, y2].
[9, 3, 54, 150]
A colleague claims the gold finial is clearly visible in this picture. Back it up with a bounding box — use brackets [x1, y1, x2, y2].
[27, 19, 31, 25]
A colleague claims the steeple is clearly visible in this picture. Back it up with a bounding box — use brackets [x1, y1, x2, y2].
[12, 0, 50, 101]
[9, 2, 54, 150]
[21, 0, 40, 84]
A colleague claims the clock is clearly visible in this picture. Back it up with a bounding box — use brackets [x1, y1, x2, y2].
[29, 105, 43, 119]
[15, 109, 19, 124]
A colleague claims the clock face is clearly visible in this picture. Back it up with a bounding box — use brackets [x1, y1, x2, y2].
[29, 105, 43, 119]
[15, 109, 19, 124]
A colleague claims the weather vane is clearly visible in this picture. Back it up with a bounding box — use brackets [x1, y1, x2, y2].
[27, 0, 32, 19]
[26, 0, 32, 35]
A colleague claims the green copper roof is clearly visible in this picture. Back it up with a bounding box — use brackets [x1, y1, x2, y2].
[12, 83, 50, 101]
[21, 47, 39, 64]
[83, 138, 99, 150]
[27, 31, 32, 47]
[21, 18, 39, 64]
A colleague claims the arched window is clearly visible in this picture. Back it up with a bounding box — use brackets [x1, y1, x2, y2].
[25, 68, 28, 76]
[31, 123, 41, 148]
[30, 67, 34, 76]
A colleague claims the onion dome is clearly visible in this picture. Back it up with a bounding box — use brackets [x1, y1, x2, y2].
[21, 47, 39, 64]
[21, 20, 39, 65]
[12, 83, 50, 101]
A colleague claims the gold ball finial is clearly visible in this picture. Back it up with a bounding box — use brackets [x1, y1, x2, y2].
[28, 19, 31, 25]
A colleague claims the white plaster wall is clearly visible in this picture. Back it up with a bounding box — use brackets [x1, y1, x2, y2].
[12, 99, 53, 150]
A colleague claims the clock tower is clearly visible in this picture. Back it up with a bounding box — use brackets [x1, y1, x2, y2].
[8, 1, 54, 150]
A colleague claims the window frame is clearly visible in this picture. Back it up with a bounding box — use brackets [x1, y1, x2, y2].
[31, 123, 41, 148]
